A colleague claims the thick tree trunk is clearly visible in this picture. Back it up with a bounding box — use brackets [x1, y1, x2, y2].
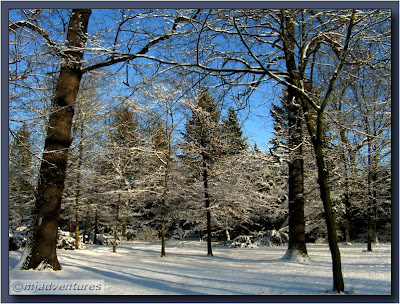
[280, 11, 308, 260]
[21, 9, 91, 270]
[286, 88, 308, 259]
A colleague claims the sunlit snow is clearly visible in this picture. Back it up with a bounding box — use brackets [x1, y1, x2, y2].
[9, 241, 391, 295]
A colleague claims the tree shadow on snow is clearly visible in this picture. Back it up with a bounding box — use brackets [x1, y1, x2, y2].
[62, 262, 247, 295]
[60, 255, 335, 295]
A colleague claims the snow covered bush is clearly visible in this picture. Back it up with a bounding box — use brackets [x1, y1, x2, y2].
[57, 230, 86, 250]
[251, 230, 288, 247]
[9, 226, 28, 251]
[93, 233, 119, 245]
[230, 235, 253, 248]
[134, 226, 159, 241]
[215, 230, 288, 248]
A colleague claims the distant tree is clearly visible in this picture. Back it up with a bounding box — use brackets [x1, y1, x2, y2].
[181, 89, 223, 256]
[151, 121, 170, 256]
[212, 150, 288, 240]
[9, 122, 34, 228]
[353, 73, 391, 251]
[221, 107, 248, 155]
[61, 74, 108, 249]
[106, 104, 142, 253]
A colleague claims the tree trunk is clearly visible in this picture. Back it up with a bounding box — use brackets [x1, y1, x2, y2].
[373, 205, 379, 244]
[161, 215, 166, 257]
[84, 211, 91, 244]
[21, 9, 91, 270]
[113, 194, 121, 253]
[286, 88, 308, 259]
[280, 11, 308, 260]
[301, 96, 345, 292]
[366, 137, 376, 251]
[94, 209, 98, 245]
[74, 104, 85, 249]
[367, 215, 372, 251]
[161, 165, 167, 257]
[202, 155, 213, 256]
[343, 181, 352, 245]
[312, 129, 345, 292]
[75, 203, 80, 249]
[122, 219, 127, 237]
[225, 229, 230, 242]
[338, 101, 352, 245]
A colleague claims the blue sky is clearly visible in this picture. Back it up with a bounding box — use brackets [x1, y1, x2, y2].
[8, 8, 284, 153]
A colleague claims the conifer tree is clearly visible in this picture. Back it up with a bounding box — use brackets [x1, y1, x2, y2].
[181, 89, 222, 256]
[221, 107, 248, 155]
[9, 122, 34, 228]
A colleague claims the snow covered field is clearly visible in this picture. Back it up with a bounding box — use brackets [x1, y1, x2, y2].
[9, 241, 391, 295]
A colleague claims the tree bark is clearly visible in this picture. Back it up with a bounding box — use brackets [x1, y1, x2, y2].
[304, 107, 344, 292]
[286, 88, 308, 258]
[313, 138, 345, 292]
[74, 127, 83, 249]
[21, 9, 91, 270]
[280, 10, 308, 259]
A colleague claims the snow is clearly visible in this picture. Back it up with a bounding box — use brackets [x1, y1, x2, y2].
[9, 241, 391, 295]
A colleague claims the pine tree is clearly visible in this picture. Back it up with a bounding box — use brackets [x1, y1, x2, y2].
[9, 122, 34, 228]
[181, 89, 222, 256]
[221, 108, 248, 155]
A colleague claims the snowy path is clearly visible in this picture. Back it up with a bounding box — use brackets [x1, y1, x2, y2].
[9, 241, 391, 295]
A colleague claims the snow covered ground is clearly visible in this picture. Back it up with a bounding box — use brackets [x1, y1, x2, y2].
[9, 241, 391, 295]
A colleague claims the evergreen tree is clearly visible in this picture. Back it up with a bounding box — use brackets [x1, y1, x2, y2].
[221, 107, 248, 155]
[181, 89, 222, 256]
[9, 122, 34, 228]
